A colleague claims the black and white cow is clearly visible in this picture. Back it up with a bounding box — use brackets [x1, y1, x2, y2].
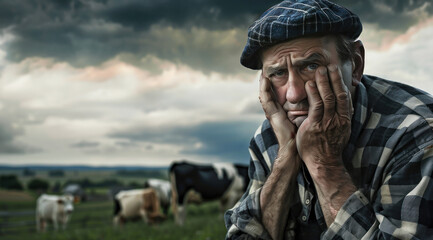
[169, 161, 249, 225]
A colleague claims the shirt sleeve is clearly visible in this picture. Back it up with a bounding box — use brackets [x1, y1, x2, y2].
[323, 135, 433, 239]
[224, 135, 273, 240]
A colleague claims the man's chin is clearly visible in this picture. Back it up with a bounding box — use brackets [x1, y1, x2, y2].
[292, 116, 307, 128]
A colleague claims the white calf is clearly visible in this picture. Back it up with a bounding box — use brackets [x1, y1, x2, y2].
[36, 194, 74, 232]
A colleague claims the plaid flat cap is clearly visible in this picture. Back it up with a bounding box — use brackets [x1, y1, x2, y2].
[241, 0, 362, 69]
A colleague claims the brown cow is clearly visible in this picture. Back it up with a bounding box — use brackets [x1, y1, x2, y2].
[113, 188, 165, 226]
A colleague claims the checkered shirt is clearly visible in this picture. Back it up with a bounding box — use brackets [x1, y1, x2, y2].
[225, 75, 433, 239]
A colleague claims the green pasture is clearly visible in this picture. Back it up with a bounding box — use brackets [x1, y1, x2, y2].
[0, 168, 227, 239]
[0, 197, 227, 240]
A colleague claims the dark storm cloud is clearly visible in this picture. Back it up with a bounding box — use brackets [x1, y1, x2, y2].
[109, 120, 260, 164]
[2, 0, 280, 72]
[100, 0, 281, 30]
[333, 0, 433, 31]
[2, 0, 432, 72]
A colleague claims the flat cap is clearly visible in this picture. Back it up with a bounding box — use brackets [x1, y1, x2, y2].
[241, 0, 362, 69]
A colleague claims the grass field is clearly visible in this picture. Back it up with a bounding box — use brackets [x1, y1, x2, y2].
[0, 193, 227, 240]
[0, 168, 228, 239]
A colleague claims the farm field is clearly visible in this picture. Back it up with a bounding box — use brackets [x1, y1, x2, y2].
[0, 195, 227, 240]
[0, 166, 228, 240]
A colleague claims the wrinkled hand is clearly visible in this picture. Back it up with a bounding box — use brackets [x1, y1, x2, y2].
[259, 73, 296, 151]
[258, 73, 301, 240]
[296, 64, 353, 169]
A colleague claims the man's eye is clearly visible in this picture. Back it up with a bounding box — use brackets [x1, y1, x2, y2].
[306, 63, 319, 71]
[273, 70, 287, 77]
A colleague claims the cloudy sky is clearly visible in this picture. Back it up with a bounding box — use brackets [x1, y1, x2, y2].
[0, 0, 432, 167]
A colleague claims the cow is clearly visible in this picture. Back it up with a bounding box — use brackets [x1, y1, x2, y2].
[36, 194, 74, 232]
[143, 178, 171, 215]
[113, 188, 165, 227]
[169, 161, 249, 225]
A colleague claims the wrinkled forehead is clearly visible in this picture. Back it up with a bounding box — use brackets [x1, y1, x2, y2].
[261, 36, 339, 69]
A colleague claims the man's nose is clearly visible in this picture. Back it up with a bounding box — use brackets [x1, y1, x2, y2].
[285, 72, 307, 104]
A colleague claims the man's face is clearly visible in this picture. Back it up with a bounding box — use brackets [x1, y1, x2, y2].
[261, 36, 355, 128]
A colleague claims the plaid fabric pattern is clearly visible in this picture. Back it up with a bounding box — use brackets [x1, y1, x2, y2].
[241, 0, 362, 69]
[225, 75, 433, 239]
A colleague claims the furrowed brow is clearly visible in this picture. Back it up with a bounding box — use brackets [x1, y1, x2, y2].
[264, 52, 327, 77]
[265, 65, 286, 77]
[292, 53, 327, 67]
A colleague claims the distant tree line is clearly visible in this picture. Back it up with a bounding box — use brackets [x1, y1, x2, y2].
[116, 169, 168, 179]
[22, 168, 35, 177]
[0, 175, 145, 192]
[0, 175, 49, 191]
[0, 175, 24, 190]
[64, 178, 123, 188]
[21, 168, 168, 179]
[0, 168, 168, 192]
[27, 178, 50, 191]
[21, 168, 66, 177]
[48, 170, 65, 177]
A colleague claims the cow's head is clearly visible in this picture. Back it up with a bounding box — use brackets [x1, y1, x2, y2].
[60, 194, 75, 213]
[143, 190, 166, 224]
[143, 191, 157, 212]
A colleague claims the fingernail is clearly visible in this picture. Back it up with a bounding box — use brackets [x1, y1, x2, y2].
[328, 64, 337, 72]
[318, 67, 326, 75]
[308, 81, 316, 88]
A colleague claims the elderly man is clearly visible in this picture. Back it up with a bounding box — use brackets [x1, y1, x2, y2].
[224, 0, 433, 239]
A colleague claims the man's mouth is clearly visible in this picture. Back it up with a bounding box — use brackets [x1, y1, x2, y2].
[287, 110, 308, 128]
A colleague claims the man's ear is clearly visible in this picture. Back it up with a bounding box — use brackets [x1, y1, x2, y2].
[352, 40, 365, 86]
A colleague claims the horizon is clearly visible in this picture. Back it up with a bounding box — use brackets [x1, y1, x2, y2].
[0, 163, 170, 168]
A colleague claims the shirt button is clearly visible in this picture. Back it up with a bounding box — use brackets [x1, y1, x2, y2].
[305, 199, 310, 205]
[301, 215, 307, 222]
